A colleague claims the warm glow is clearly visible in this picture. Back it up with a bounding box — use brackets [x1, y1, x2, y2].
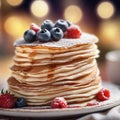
[64, 5, 82, 23]
[4, 16, 30, 38]
[97, 2, 115, 19]
[7, 0, 23, 6]
[30, 0, 49, 18]
[99, 21, 118, 44]
[0, 0, 1, 8]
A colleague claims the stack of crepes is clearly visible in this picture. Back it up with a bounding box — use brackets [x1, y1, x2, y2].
[8, 33, 102, 106]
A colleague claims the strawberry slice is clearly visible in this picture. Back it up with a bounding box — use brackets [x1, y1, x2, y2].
[30, 23, 40, 33]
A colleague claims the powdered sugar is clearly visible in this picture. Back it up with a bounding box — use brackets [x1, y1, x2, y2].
[14, 33, 98, 48]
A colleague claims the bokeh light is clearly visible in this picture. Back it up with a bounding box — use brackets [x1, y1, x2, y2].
[99, 21, 119, 47]
[4, 16, 31, 38]
[64, 5, 82, 23]
[0, 0, 1, 8]
[1, 0, 120, 81]
[30, 0, 49, 18]
[97, 2, 115, 19]
[6, 0, 23, 6]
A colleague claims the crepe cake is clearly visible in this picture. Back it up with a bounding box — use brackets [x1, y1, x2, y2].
[8, 20, 102, 106]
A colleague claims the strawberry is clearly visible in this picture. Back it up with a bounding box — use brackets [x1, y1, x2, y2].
[30, 23, 40, 33]
[65, 25, 82, 38]
[0, 90, 15, 108]
[51, 97, 68, 109]
[96, 88, 110, 101]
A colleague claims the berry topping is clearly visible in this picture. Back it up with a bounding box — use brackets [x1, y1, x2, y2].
[41, 19, 54, 31]
[51, 27, 63, 41]
[66, 21, 72, 27]
[37, 29, 51, 42]
[0, 90, 15, 108]
[51, 97, 68, 109]
[54, 19, 68, 32]
[65, 25, 82, 38]
[96, 88, 110, 101]
[23, 19, 82, 43]
[30, 23, 40, 33]
[86, 101, 99, 106]
[24, 30, 36, 43]
[15, 98, 26, 108]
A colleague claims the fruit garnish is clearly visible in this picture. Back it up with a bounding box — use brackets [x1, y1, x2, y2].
[24, 29, 36, 43]
[54, 19, 68, 32]
[23, 19, 82, 43]
[0, 89, 15, 108]
[66, 21, 72, 27]
[41, 19, 54, 31]
[15, 98, 26, 108]
[51, 27, 63, 41]
[30, 23, 40, 33]
[86, 101, 99, 106]
[37, 29, 51, 42]
[65, 25, 82, 38]
[51, 97, 68, 109]
[96, 88, 110, 101]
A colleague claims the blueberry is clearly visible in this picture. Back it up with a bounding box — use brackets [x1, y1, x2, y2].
[51, 27, 63, 41]
[54, 19, 68, 32]
[15, 98, 26, 108]
[37, 29, 51, 42]
[24, 30, 36, 43]
[66, 21, 72, 27]
[41, 20, 54, 31]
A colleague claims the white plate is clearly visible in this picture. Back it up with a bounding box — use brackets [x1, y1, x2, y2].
[0, 82, 120, 118]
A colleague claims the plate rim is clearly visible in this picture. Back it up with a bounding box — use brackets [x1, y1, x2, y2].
[0, 101, 120, 118]
[0, 82, 120, 118]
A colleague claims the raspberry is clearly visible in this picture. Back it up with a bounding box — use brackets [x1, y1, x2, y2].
[0, 93, 15, 108]
[30, 23, 40, 33]
[96, 88, 110, 101]
[51, 97, 68, 109]
[86, 101, 99, 106]
[65, 25, 82, 38]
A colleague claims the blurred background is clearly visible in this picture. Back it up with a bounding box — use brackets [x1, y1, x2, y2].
[0, 0, 120, 81]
